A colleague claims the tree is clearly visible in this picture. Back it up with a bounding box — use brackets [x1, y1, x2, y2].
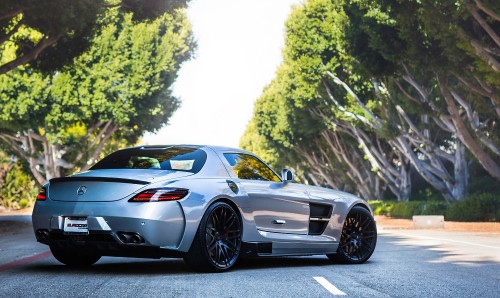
[0, 9, 194, 185]
[371, 0, 500, 180]
[243, 0, 498, 201]
[0, 0, 189, 74]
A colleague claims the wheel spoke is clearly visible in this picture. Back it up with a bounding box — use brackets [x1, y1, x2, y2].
[206, 227, 216, 237]
[220, 244, 230, 266]
[222, 241, 237, 253]
[339, 211, 376, 262]
[220, 208, 227, 227]
[224, 213, 235, 226]
[360, 216, 370, 229]
[205, 204, 241, 269]
[361, 241, 373, 251]
[207, 241, 217, 254]
[211, 212, 219, 228]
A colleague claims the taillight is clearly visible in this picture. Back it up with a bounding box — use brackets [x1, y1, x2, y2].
[37, 187, 47, 201]
[128, 188, 188, 202]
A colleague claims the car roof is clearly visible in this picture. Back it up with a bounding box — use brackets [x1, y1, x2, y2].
[133, 145, 253, 155]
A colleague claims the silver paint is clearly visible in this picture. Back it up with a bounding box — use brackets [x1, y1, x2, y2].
[32, 145, 372, 256]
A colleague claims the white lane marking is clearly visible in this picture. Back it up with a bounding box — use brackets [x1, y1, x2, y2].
[314, 276, 346, 296]
[382, 231, 500, 249]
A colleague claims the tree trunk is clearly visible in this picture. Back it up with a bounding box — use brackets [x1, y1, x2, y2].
[438, 78, 500, 181]
[470, 7, 500, 48]
[451, 142, 469, 201]
[396, 159, 411, 202]
[0, 35, 60, 75]
[474, 0, 500, 22]
[469, 38, 500, 72]
[0, 119, 120, 186]
[394, 137, 455, 202]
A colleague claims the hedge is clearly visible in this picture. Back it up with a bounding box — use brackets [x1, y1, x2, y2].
[368, 193, 499, 222]
[446, 193, 499, 222]
[0, 163, 37, 210]
[369, 201, 448, 219]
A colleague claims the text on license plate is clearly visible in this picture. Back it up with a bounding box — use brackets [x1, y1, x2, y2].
[64, 217, 88, 234]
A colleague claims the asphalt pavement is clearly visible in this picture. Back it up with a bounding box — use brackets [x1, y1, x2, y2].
[0, 215, 499, 297]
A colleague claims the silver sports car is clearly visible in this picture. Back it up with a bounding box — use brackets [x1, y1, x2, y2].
[32, 145, 377, 271]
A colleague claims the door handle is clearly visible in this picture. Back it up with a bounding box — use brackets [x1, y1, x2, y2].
[273, 219, 286, 225]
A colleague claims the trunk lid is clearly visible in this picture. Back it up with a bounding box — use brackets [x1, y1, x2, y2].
[48, 169, 193, 202]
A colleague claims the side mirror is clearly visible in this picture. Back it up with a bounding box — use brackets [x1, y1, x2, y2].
[281, 168, 295, 182]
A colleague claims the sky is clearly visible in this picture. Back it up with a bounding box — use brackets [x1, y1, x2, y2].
[142, 0, 302, 148]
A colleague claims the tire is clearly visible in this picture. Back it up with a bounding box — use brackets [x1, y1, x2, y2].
[50, 245, 101, 267]
[327, 206, 377, 264]
[184, 201, 242, 272]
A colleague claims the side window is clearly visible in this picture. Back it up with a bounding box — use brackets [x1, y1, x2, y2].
[224, 153, 281, 182]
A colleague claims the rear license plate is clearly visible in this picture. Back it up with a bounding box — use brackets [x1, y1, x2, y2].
[63, 217, 88, 234]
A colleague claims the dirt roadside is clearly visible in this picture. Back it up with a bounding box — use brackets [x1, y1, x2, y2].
[0, 207, 34, 216]
[375, 216, 500, 232]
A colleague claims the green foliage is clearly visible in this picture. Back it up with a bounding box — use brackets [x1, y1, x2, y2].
[240, 118, 282, 169]
[59, 10, 193, 137]
[0, 0, 189, 73]
[1, 10, 193, 137]
[371, 195, 500, 222]
[389, 202, 420, 219]
[0, 8, 194, 181]
[368, 200, 394, 216]
[383, 201, 449, 218]
[0, 161, 37, 210]
[368, 200, 384, 211]
[446, 193, 500, 222]
[412, 187, 445, 202]
[243, 0, 499, 200]
[467, 170, 500, 195]
[370, 200, 449, 218]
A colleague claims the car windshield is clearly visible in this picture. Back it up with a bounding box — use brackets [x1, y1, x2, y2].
[90, 147, 207, 173]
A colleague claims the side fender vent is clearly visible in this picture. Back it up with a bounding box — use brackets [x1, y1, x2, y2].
[310, 203, 333, 218]
[309, 203, 333, 235]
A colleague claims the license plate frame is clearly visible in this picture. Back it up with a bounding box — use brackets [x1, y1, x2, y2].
[63, 217, 89, 235]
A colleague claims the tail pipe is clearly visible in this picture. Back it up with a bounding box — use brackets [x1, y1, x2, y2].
[117, 232, 145, 244]
[35, 229, 50, 242]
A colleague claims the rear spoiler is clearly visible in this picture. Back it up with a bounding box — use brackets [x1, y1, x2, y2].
[50, 177, 150, 185]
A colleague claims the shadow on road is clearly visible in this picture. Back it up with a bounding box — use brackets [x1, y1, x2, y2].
[379, 233, 500, 266]
[23, 255, 342, 275]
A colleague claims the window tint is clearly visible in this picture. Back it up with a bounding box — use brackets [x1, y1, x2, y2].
[91, 147, 207, 173]
[224, 153, 281, 182]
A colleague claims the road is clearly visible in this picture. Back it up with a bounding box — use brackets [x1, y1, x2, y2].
[0, 215, 499, 297]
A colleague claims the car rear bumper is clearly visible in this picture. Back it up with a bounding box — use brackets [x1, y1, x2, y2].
[38, 230, 185, 258]
[32, 199, 187, 252]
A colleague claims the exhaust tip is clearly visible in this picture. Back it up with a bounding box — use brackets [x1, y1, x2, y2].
[117, 232, 145, 244]
[36, 229, 50, 242]
[130, 234, 144, 244]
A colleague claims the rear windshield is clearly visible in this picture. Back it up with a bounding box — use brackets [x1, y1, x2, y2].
[91, 147, 207, 173]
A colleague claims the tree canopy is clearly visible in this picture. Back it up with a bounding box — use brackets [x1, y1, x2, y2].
[0, 7, 194, 184]
[0, 0, 189, 74]
[242, 0, 499, 201]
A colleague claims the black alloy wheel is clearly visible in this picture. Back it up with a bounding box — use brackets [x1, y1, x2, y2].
[327, 206, 377, 264]
[184, 201, 242, 272]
